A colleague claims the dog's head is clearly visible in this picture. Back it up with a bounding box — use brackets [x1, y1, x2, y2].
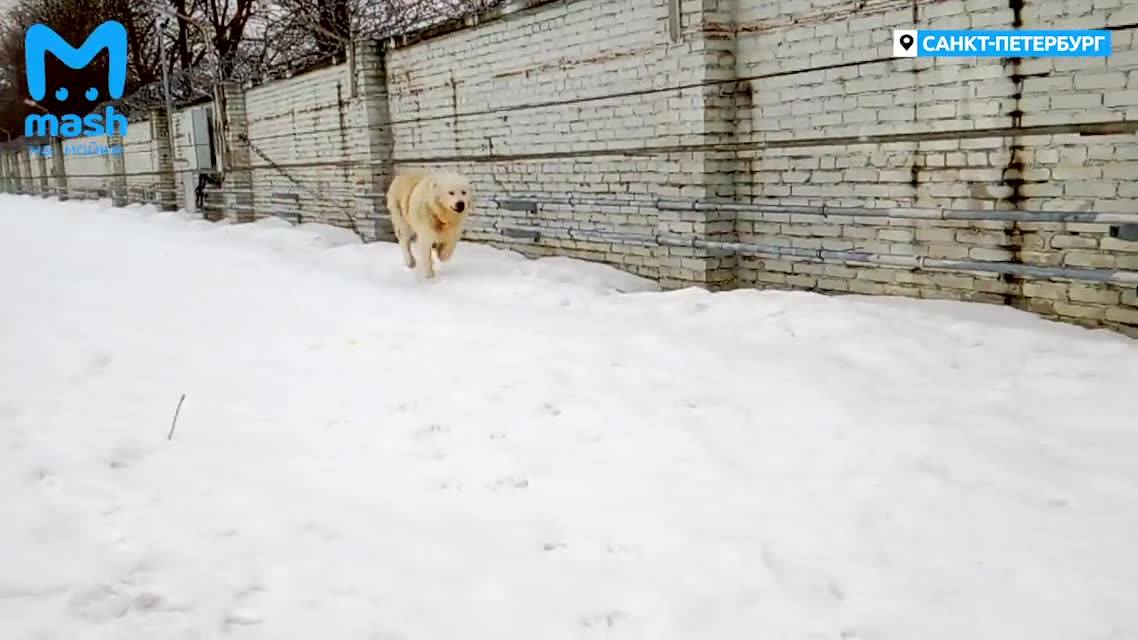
[431, 172, 472, 216]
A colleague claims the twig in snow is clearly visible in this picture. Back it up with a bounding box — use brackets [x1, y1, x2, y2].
[168, 394, 187, 441]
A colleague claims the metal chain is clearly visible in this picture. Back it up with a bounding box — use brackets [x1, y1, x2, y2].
[234, 134, 368, 234]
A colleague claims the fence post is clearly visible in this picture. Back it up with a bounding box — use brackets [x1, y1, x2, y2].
[349, 39, 395, 241]
[149, 109, 177, 211]
[652, 1, 740, 291]
[51, 138, 68, 200]
[11, 147, 25, 193]
[215, 82, 254, 222]
[36, 144, 49, 195]
[7, 151, 15, 194]
[0, 152, 9, 193]
[18, 147, 33, 195]
[106, 131, 127, 206]
[3, 152, 14, 194]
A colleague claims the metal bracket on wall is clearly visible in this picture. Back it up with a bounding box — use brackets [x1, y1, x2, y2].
[270, 192, 302, 223]
[501, 227, 540, 241]
[1110, 224, 1138, 242]
[497, 199, 538, 213]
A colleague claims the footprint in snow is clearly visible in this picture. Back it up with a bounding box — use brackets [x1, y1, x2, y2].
[300, 522, 343, 541]
[487, 475, 529, 491]
[605, 543, 640, 556]
[413, 423, 450, 438]
[33, 468, 63, 491]
[224, 610, 263, 627]
[840, 629, 884, 640]
[131, 592, 165, 612]
[579, 610, 624, 629]
[108, 443, 145, 470]
[67, 584, 130, 621]
[70, 353, 112, 382]
[223, 585, 268, 629]
[26, 464, 52, 483]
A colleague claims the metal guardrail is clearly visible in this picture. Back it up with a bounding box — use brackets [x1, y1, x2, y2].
[3, 182, 1138, 289]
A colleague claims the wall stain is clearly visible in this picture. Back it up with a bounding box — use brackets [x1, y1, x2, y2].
[999, 0, 1027, 301]
[909, 0, 921, 199]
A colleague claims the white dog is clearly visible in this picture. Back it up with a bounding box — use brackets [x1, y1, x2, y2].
[386, 171, 473, 279]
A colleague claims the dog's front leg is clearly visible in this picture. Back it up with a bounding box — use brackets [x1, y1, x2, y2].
[414, 236, 436, 279]
[436, 234, 458, 262]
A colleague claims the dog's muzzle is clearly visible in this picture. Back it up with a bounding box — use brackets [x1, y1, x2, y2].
[453, 201, 466, 213]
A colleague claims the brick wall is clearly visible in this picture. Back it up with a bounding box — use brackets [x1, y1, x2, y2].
[61, 135, 109, 194]
[123, 117, 156, 197]
[169, 105, 210, 211]
[4, 0, 1137, 335]
[244, 65, 360, 227]
[384, 0, 683, 279]
[727, 0, 1138, 333]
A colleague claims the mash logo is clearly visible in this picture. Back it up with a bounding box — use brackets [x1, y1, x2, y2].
[23, 20, 128, 139]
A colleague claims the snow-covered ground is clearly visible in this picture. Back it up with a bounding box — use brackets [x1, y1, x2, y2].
[1, 195, 1136, 640]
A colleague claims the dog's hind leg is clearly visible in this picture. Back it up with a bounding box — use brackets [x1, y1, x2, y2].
[393, 217, 416, 268]
[414, 235, 436, 279]
[401, 233, 416, 269]
[387, 192, 416, 269]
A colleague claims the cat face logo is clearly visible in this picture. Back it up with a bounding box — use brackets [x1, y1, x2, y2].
[25, 20, 127, 102]
[23, 21, 129, 138]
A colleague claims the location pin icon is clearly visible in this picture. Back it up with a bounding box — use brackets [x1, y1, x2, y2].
[899, 34, 914, 50]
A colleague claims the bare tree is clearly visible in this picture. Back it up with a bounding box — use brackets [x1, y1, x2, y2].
[195, 0, 256, 78]
[258, 0, 501, 73]
[169, 0, 194, 69]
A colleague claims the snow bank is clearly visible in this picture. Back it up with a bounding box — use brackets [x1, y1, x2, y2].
[1, 194, 1136, 640]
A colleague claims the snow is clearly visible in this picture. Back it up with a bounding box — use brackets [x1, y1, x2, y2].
[1, 194, 1137, 640]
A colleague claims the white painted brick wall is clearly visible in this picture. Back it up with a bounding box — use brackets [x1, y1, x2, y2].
[733, 0, 1137, 208]
[384, 0, 682, 276]
[61, 135, 110, 193]
[729, 0, 1138, 334]
[387, 0, 673, 164]
[123, 118, 156, 191]
[244, 65, 371, 226]
[170, 105, 209, 210]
